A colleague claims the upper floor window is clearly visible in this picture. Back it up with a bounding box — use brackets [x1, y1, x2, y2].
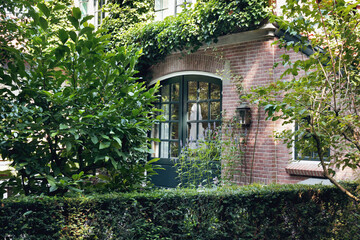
[155, 0, 194, 21]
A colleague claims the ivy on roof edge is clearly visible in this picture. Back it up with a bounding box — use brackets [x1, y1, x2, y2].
[117, 0, 269, 74]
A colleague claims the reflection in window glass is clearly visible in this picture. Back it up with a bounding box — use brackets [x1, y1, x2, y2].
[199, 82, 208, 100]
[188, 81, 197, 100]
[171, 104, 179, 120]
[161, 123, 169, 139]
[171, 142, 179, 158]
[162, 84, 170, 102]
[211, 83, 221, 99]
[171, 83, 180, 101]
[160, 142, 169, 158]
[162, 104, 170, 120]
[200, 102, 208, 120]
[211, 102, 221, 120]
[171, 122, 179, 139]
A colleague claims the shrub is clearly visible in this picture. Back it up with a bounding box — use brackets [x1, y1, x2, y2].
[0, 1, 160, 195]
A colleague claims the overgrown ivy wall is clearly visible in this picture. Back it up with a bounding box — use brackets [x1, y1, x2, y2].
[1, 183, 359, 239]
[118, 0, 269, 73]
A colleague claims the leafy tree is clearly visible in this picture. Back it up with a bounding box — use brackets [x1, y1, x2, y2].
[247, 0, 360, 202]
[0, 0, 160, 196]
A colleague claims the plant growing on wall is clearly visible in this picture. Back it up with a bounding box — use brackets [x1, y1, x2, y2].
[100, 0, 155, 45]
[247, 0, 360, 202]
[118, 0, 269, 73]
[175, 121, 246, 188]
[0, 0, 160, 196]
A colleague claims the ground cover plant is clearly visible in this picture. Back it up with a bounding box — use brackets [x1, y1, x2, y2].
[0, 0, 160, 196]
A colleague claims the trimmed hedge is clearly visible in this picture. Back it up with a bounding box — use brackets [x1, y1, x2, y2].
[0, 183, 359, 239]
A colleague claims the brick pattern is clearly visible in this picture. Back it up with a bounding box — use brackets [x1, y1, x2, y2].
[150, 53, 225, 80]
[285, 162, 324, 178]
[147, 37, 351, 185]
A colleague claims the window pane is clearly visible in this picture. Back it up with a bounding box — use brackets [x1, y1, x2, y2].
[200, 102, 208, 120]
[171, 104, 179, 120]
[161, 123, 170, 139]
[162, 84, 170, 102]
[188, 103, 197, 121]
[151, 123, 159, 138]
[160, 142, 169, 158]
[211, 83, 221, 99]
[155, 0, 162, 10]
[171, 83, 179, 101]
[188, 122, 197, 142]
[163, 0, 168, 8]
[188, 81, 197, 100]
[170, 142, 179, 158]
[211, 102, 221, 120]
[151, 141, 159, 158]
[171, 122, 179, 140]
[199, 82, 209, 100]
[162, 104, 170, 120]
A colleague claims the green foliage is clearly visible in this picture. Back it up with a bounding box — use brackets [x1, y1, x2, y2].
[246, 0, 360, 201]
[118, 0, 269, 72]
[0, 1, 160, 196]
[0, 183, 358, 239]
[175, 120, 246, 188]
[101, 0, 155, 42]
[176, 125, 222, 188]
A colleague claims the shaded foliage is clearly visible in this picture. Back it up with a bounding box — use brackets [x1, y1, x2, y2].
[0, 0, 160, 196]
[0, 183, 358, 239]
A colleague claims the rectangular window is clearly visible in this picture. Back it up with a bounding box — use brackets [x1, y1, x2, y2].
[155, 0, 194, 21]
[94, 0, 106, 28]
[294, 122, 330, 161]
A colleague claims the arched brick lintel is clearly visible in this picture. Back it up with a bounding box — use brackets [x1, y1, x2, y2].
[149, 53, 225, 82]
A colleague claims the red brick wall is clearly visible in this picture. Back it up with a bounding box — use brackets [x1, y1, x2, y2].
[147, 37, 321, 185]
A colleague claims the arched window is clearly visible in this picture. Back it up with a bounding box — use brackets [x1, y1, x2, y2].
[151, 75, 222, 187]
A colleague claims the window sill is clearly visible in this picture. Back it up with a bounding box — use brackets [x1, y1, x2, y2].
[285, 161, 325, 178]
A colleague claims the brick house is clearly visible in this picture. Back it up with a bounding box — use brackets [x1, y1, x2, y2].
[0, 0, 355, 191]
[68, 0, 356, 187]
[141, 0, 356, 187]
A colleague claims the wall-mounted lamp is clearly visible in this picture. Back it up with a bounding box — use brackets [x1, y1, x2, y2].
[235, 102, 251, 126]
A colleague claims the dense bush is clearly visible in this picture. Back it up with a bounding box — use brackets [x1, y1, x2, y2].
[0, 183, 359, 239]
[0, 1, 160, 195]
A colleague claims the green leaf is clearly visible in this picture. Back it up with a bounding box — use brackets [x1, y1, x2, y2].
[99, 141, 111, 149]
[68, 16, 79, 29]
[66, 142, 72, 152]
[39, 17, 48, 30]
[58, 29, 69, 44]
[72, 7, 82, 20]
[79, 27, 93, 37]
[59, 124, 68, 130]
[91, 135, 99, 144]
[54, 4, 66, 11]
[113, 136, 122, 148]
[80, 15, 94, 25]
[69, 31, 77, 42]
[37, 3, 50, 18]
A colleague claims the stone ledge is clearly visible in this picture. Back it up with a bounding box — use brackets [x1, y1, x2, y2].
[285, 161, 325, 178]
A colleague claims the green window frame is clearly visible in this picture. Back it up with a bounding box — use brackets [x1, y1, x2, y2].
[151, 75, 222, 187]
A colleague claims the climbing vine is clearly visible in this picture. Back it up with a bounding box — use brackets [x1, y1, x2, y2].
[117, 0, 269, 73]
